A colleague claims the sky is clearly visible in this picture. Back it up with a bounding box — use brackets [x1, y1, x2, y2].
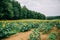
[16, 0, 60, 16]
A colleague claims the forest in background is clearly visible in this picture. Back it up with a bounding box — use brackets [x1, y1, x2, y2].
[0, 0, 60, 20]
[46, 16, 60, 20]
[0, 0, 45, 20]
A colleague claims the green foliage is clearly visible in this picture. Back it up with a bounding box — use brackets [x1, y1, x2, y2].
[28, 28, 40, 40]
[12, 0, 21, 19]
[32, 23, 39, 28]
[0, 22, 17, 38]
[0, 0, 21, 20]
[47, 32, 57, 40]
[0, 0, 14, 19]
[0, 21, 59, 39]
[56, 22, 60, 29]
[0, 22, 3, 34]
[0, 22, 40, 38]
[39, 22, 54, 34]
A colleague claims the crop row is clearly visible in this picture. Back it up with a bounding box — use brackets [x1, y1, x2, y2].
[0, 21, 60, 39]
[28, 28, 40, 40]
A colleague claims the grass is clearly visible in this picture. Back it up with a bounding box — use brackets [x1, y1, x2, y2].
[0, 19, 60, 23]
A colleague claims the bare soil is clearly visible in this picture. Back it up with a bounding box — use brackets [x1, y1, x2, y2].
[2, 31, 32, 40]
[2, 31, 49, 40]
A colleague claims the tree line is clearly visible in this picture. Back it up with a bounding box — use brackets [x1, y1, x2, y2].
[46, 16, 60, 20]
[0, 0, 46, 20]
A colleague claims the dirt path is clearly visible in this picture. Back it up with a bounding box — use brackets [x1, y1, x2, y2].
[3, 31, 32, 40]
[2, 31, 49, 40]
[40, 32, 49, 40]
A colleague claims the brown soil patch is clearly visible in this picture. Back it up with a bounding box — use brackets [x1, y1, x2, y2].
[2, 31, 49, 40]
[40, 32, 49, 40]
[2, 27, 59, 40]
[3, 31, 32, 40]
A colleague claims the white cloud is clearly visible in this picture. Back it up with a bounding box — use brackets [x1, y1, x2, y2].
[16, 0, 60, 16]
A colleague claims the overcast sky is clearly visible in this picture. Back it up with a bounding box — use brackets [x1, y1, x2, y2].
[16, 0, 60, 16]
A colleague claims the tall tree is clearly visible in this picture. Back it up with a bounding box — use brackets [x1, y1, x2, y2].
[0, 0, 14, 19]
[21, 6, 28, 19]
[11, 0, 21, 19]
